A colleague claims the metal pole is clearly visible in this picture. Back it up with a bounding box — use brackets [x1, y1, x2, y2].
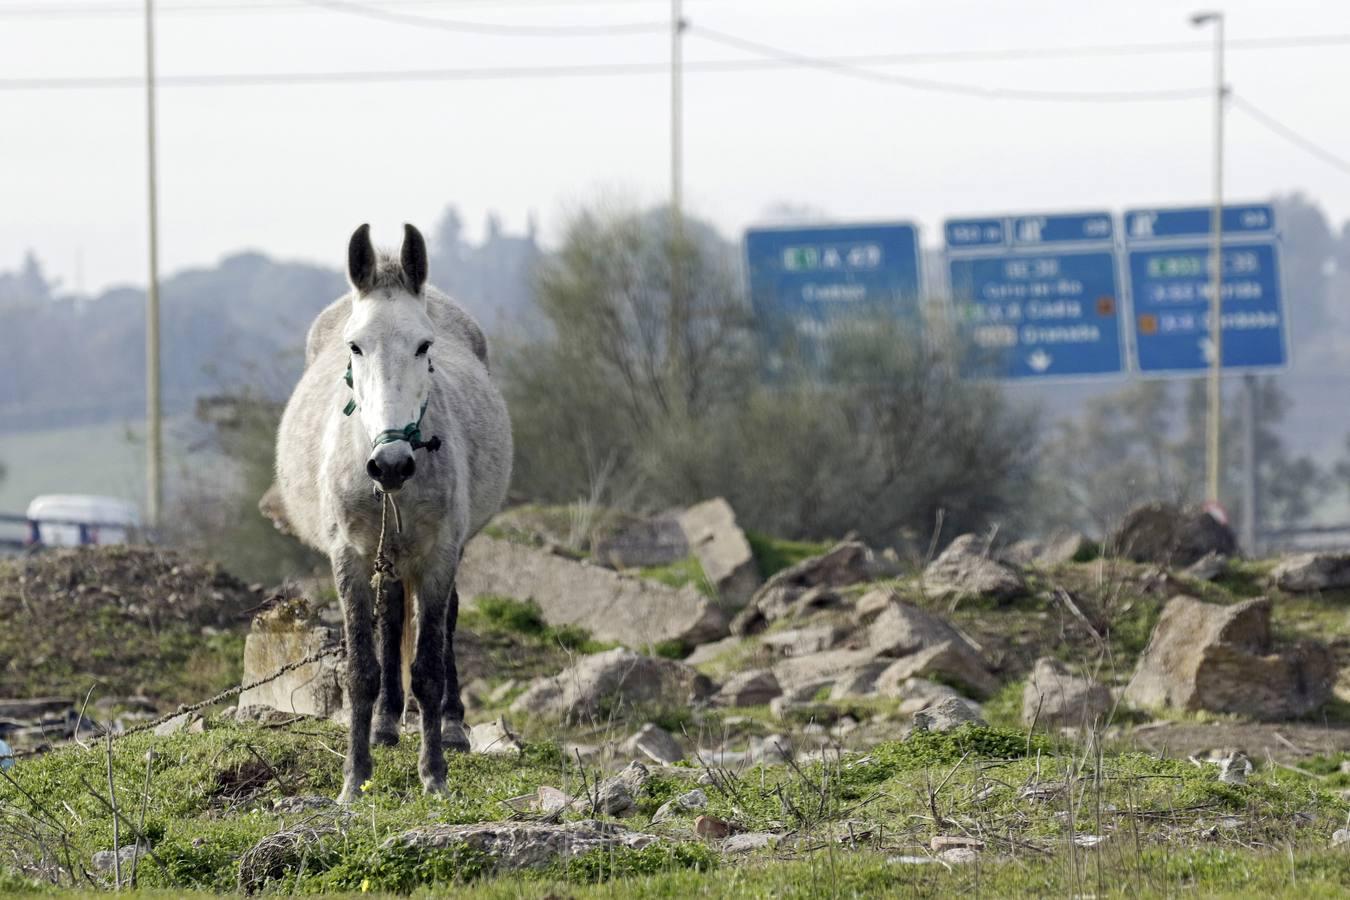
[1240, 373, 1258, 553]
[144, 0, 163, 530]
[1195, 11, 1225, 504]
[670, 0, 683, 232]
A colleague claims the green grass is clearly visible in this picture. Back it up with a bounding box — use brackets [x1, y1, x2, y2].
[463, 595, 614, 655]
[746, 532, 834, 580]
[639, 557, 716, 598]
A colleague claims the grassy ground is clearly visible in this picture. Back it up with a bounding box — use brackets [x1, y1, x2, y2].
[3, 719, 1350, 897]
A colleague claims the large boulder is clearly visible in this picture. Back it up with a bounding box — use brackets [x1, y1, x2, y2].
[1270, 553, 1350, 593]
[771, 648, 880, 693]
[1109, 503, 1237, 567]
[733, 542, 873, 634]
[924, 535, 1025, 603]
[677, 499, 761, 603]
[712, 669, 782, 707]
[592, 513, 690, 569]
[867, 596, 978, 658]
[1123, 596, 1335, 719]
[458, 536, 727, 647]
[238, 601, 345, 719]
[1022, 657, 1112, 727]
[510, 648, 714, 723]
[873, 642, 999, 699]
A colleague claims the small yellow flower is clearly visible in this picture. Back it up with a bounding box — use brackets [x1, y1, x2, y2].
[360, 877, 371, 893]
[360, 779, 373, 794]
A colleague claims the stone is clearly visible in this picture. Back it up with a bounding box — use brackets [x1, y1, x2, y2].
[828, 661, 892, 699]
[763, 625, 843, 657]
[469, 717, 523, 755]
[769, 699, 841, 725]
[924, 534, 1026, 603]
[0, 698, 73, 720]
[1123, 596, 1335, 719]
[722, 832, 777, 853]
[535, 785, 573, 814]
[459, 536, 728, 648]
[1109, 503, 1237, 567]
[383, 821, 659, 871]
[237, 827, 332, 893]
[1184, 552, 1229, 582]
[712, 669, 782, 708]
[1332, 829, 1350, 847]
[938, 847, 980, 864]
[773, 648, 881, 693]
[931, 835, 985, 852]
[238, 605, 344, 720]
[755, 543, 873, 609]
[651, 788, 708, 824]
[1021, 657, 1112, 728]
[592, 513, 689, 569]
[752, 734, 793, 764]
[575, 760, 649, 817]
[886, 677, 969, 716]
[695, 815, 733, 839]
[867, 599, 977, 658]
[874, 642, 999, 699]
[1271, 553, 1350, 593]
[853, 588, 895, 624]
[511, 648, 714, 723]
[624, 723, 684, 764]
[1038, 533, 1095, 567]
[913, 696, 986, 732]
[677, 498, 761, 603]
[92, 842, 151, 874]
[684, 635, 745, 668]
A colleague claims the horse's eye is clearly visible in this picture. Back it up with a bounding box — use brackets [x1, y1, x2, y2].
[416, 341, 432, 357]
[349, 343, 362, 356]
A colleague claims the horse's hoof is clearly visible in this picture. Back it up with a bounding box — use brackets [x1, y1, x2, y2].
[443, 719, 470, 754]
[422, 778, 448, 796]
[371, 728, 400, 748]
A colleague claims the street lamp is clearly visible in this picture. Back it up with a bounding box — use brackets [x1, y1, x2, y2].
[1191, 10, 1225, 508]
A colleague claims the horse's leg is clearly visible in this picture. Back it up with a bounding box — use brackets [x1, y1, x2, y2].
[411, 562, 452, 794]
[333, 547, 378, 803]
[372, 578, 405, 747]
[441, 586, 470, 753]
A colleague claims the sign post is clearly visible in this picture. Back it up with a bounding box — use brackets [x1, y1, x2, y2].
[944, 211, 1126, 380]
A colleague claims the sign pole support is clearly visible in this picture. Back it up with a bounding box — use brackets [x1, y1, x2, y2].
[1193, 10, 1226, 505]
[1240, 373, 1259, 554]
[144, 0, 163, 531]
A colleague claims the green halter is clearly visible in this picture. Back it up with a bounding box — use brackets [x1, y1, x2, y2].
[342, 360, 442, 453]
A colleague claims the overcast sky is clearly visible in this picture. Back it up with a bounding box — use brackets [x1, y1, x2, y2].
[3, 0, 1349, 295]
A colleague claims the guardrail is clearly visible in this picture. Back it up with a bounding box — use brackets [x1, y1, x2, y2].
[0, 513, 142, 549]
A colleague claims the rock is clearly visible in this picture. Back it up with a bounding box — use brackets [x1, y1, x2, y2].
[459, 536, 727, 647]
[0, 698, 73, 720]
[751, 734, 793, 764]
[624, 723, 684, 764]
[651, 788, 708, 824]
[92, 842, 152, 875]
[769, 699, 841, 725]
[735, 543, 873, 634]
[722, 832, 777, 853]
[853, 588, 895, 624]
[238, 603, 345, 720]
[712, 669, 782, 708]
[828, 661, 891, 699]
[763, 625, 843, 657]
[924, 534, 1026, 603]
[237, 827, 331, 893]
[271, 795, 334, 815]
[1184, 552, 1229, 582]
[1332, 828, 1350, 847]
[469, 717, 523, 755]
[677, 498, 761, 604]
[1004, 532, 1095, 567]
[1021, 657, 1112, 728]
[684, 635, 745, 668]
[511, 648, 713, 723]
[886, 678, 969, 715]
[773, 648, 880, 693]
[913, 696, 986, 732]
[867, 598, 978, 658]
[931, 835, 984, 852]
[592, 513, 689, 569]
[384, 821, 659, 871]
[695, 815, 734, 839]
[1218, 751, 1253, 785]
[153, 712, 204, 737]
[535, 785, 573, 814]
[938, 847, 980, 864]
[1123, 596, 1335, 719]
[1271, 553, 1350, 593]
[575, 760, 649, 817]
[1110, 503, 1237, 567]
[874, 642, 999, 699]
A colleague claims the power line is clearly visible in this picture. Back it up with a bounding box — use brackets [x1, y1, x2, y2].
[293, 0, 665, 35]
[1231, 94, 1350, 177]
[686, 25, 1209, 102]
[0, 0, 669, 12]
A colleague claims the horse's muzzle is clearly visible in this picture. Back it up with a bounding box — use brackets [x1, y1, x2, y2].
[367, 443, 416, 492]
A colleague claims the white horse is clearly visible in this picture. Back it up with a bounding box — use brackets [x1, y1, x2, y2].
[275, 224, 512, 800]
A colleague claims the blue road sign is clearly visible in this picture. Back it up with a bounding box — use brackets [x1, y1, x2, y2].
[745, 223, 922, 336]
[1123, 203, 1275, 241]
[1127, 240, 1287, 372]
[945, 211, 1124, 379]
[948, 250, 1126, 379]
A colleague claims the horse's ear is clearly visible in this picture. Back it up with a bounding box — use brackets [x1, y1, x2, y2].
[348, 223, 377, 294]
[401, 223, 428, 295]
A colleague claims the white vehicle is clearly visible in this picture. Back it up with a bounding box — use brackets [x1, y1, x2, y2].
[25, 495, 141, 547]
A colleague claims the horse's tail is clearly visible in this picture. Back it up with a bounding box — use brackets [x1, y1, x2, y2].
[400, 587, 415, 711]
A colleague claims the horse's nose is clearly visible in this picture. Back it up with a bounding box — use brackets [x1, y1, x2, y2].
[366, 444, 416, 491]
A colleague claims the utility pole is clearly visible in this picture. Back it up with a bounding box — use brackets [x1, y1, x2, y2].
[144, 0, 163, 530]
[670, 0, 683, 235]
[1191, 10, 1225, 506]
